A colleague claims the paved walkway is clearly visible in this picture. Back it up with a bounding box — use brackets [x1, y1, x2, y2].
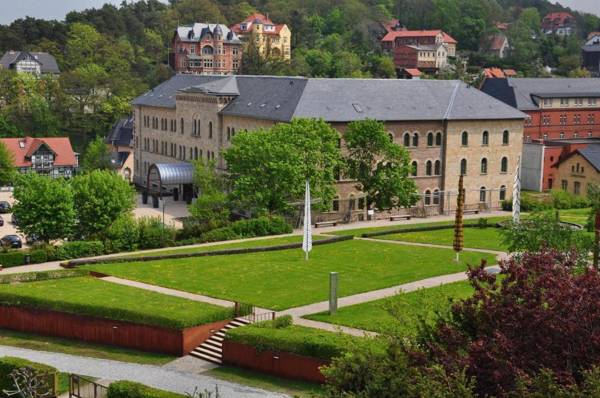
[0, 346, 287, 398]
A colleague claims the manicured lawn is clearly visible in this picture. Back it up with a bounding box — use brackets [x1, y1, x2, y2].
[84, 240, 496, 311]
[208, 366, 326, 397]
[119, 235, 327, 258]
[330, 215, 512, 237]
[377, 227, 507, 251]
[305, 281, 473, 335]
[556, 208, 590, 226]
[0, 277, 232, 329]
[0, 329, 174, 365]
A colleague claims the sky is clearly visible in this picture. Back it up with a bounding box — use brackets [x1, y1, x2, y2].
[0, 0, 597, 25]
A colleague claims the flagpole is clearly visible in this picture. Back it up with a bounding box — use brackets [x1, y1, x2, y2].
[302, 179, 312, 261]
[513, 156, 521, 224]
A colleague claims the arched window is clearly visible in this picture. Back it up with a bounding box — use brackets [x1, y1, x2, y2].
[482, 131, 489, 145]
[180, 118, 184, 134]
[481, 158, 488, 174]
[434, 160, 441, 175]
[499, 185, 507, 201]
[435, 132, 442, 146]
[411, 161, 418, 177]
[501, 157, 508, 173]
[403, 133, 410, 147]
[461, 131, 468, 146]
[427, 132, 434, 146]
[388, 133, 394, 142]
[194, 147, 198, 160]
[349, 195, 356, 210]
[460, 159, 467, 176]
[433, 189, 440, 205]
[424, 190, 431, 205]
[209, 122, 213, 138]
[426, 160, 433, 176]
[479, 187, 487, 202]
[412, 132, 419, 147]
[202, 46, 214, 55]
[502, 130, 509, 145]
[332, 198, 340, 212]
[192, 120, 197, 135]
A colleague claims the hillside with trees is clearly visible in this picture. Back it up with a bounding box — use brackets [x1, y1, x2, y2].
[0, 0, 598, 149]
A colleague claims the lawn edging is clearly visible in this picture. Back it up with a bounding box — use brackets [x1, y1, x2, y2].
[361, 223, 502, 238]
[62, 235, 353, 267]
[0, 269, 89, 284]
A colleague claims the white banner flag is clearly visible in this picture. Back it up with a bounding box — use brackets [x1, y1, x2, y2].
[302, 179, 312, 260]
[513, 157, 521, 224]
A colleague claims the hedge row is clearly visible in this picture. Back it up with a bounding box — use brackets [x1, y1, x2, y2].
[0, 241, 105, 269]
[0, 357, 58, 395]
[65, 235, 353, 267]
[107, 381, 186, 398]
[0, 249, 48, 268]
[0, 269, 89, 285]
[361, 221, 500, 238]
[225, 316, 385, 361]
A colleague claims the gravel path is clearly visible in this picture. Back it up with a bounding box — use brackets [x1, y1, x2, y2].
[0, 346, 287, 398]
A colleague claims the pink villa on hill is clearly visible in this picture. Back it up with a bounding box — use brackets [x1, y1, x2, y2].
[0, 137, 78, 178]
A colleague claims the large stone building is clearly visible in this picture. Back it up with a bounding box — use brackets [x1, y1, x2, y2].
[132, 75, 525, 221]
[553, 144, 600, 196]
[230, 13, 291, 60]
[0, 51, 60, 75]
[481, 77, 600, 191]
[170, 24, 242, 75]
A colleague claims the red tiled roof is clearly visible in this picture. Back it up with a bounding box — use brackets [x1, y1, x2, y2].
[230, 12, 286, 35]
[503, 69, 517, 77]
[404, 68, 421, 76]
[0, 137, 77, 167]
[544, 12, 573, 22]
[496, 22, 509, 31]
[382, 29, 457, 44]
[483, 67, 518, 78]
[242, 13, 273, 25]
[489, 35, 507, 51]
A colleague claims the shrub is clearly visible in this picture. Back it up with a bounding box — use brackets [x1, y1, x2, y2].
[199, 227, 240, 243]
[476, 218, 488, 228]
[0, 251, 25, 268]
[230, 216, 292, 237]
[107, 381, 185, 398]
[105, 215, 140, 253]
[55, 241, 105, 260]
[0, 357, 58, 395]
[0, 269, 88, 284]
[272, 314, 293, 329]
[137, 217, 176, 249]
[29, 249, 48, 264]
[551, 189, 591, 209]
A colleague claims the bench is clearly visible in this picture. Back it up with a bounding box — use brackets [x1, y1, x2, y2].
[464, 209, 479, 215]
[315, 221, 338, 228]
[390, 215, 412, 221]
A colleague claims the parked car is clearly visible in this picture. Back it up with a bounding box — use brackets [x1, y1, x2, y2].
[1, 235, 22, 249]
[0, 201, 11, 213]
[0, 216, 4, 227]
[11, 214, 17, 225]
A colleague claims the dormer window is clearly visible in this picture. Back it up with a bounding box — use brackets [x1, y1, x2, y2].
[241, 23, 247, 31]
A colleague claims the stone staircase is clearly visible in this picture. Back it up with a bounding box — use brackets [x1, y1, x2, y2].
[189, 317, 251, 364]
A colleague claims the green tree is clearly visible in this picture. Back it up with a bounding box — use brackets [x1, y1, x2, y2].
[224, 118, 343, 215]
[344, 119, 417, 210]
[0, 142, 15, 186]
[71, 170, 136, 239]
[188, 160, 230, 231]
[12, 173, 76, 242]
[81, 136, 113, 172]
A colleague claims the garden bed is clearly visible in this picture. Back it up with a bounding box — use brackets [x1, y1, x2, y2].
[0, 277, 233, 355]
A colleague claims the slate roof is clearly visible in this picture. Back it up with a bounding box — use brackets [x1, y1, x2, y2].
[181, 76, 240, 96]
[559, 145, 600, 173]
[480, 78, 600, 111]
[583, 45, 600, 53]
[175, 23, 240, 44]
[0, 51, 60, 74]
[110, 152, 131, 168]
[133, 74, 526, 122]
[106, 117, 134, 147]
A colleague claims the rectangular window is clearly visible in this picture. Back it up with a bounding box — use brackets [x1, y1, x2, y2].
[561, 180, 568, 190]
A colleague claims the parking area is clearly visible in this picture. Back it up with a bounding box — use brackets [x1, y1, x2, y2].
[133, 194, 190, 229]
[0, 189, 25, 246]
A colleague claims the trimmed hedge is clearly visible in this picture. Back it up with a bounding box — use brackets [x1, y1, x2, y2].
[65, 235, 353, 267]
[108, 381, 185, 398]
[0, 249, 48, 268]
[55, 241, 105, 260]
[226, 317, 385, 361]
[361, 222, 501, 238]
[0, 357, 58, 395]
[0, 269, 89, 285]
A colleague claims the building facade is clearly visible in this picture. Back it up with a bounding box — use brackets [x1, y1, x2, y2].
[230, 13, 291, 60]
[106, 116, 134, 182]
[553, 145, 600, 196]
[0, 137, 77, 178]
[481, 77, 600, 191]
[0, 51, 60, 75]
[170, 24, 242, 75]
[132, 75, 524, 221]
[542, 12, 575, 36]
[583, 33, 600, 76]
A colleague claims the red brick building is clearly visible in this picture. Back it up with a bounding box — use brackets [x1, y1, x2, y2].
[170, 23, 243, 75]
[481, 78, 600, 191]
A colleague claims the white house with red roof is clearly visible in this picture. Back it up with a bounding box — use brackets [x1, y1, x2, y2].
[0, 137, 78, 178]
[230, 13, 291, 60]
[542, 12, 575, 36]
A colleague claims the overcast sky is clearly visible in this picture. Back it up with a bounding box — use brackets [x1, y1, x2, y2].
[0, 0, 597, 25]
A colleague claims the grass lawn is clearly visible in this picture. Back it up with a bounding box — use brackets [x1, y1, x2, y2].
[208, 366, 325, 397]
[556, 208, 590, 226]
[305, 281, 473, 335]
[0, 329, 174, 365]
[330, 215, 513, 237]
[0, 277, 232, 329]
[119, 235, 327, 258]
[377, 227, 507, 251]
[84, 240, 496, 311]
